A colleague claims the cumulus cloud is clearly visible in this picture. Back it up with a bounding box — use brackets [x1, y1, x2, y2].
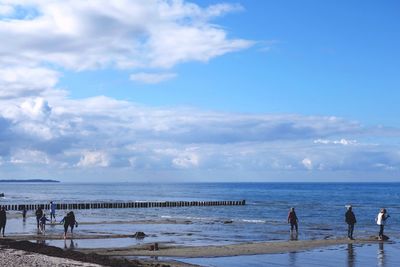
[0, 94, 398, 180]
[130, 72, 177, 84]
[77, 150, 109, 167]
[20, 98, 52, 119]
[0, 67, 59, 99]
[302, 158, 313, 170]
[0, 0, 252, 71]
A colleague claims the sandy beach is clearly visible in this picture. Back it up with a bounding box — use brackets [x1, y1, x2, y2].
[79, 237, 382, 257]
[1, 235, 388, 267]
[0, 238, 173, 267]
[0, 247, 103, 267]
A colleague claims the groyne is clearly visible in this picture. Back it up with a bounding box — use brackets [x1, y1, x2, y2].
[1, 200, 246, 211]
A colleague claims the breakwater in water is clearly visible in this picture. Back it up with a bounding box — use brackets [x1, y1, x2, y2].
[2, 200, 246, 211]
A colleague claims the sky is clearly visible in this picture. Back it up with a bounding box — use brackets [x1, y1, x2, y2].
[0, 0, 399, 182]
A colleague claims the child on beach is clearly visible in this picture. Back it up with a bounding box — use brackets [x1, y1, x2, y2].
[60, 211, 78, 239]
[39, 214, 50, 234]
[376, 208, 390, 240]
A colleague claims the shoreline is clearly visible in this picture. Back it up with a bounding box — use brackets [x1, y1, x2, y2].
[79, 236, 384, 258]
[0, 235, 391, 266]
[0, 238, 195, 267]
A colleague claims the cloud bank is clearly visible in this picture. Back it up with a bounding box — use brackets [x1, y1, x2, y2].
[0, 94, 399, 181]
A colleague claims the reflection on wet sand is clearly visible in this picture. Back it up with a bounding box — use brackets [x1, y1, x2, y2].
[346, 242, 388, 267]
[347, 243, 355, 267]
[289, 251, 297, 266]
[378, 242, 385, 267]
[290, 231, 298, 241]
[64, 239, 77, 250]
[36, 239, 46, 245]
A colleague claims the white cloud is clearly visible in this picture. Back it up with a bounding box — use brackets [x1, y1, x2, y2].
[0, 4, 13, 15]
[130, 72, 177, 84]
[77, 151, 109, 167]
[314, 138, 357, 145]
[0, 67, 59, 98]
[0, 94, 398, 179]
[302, 158, 313, 170]
[10, 149, 50, 165]
[20, 97, 52, 119]
[172, 152, 199, 168]
[0, 0, 252, 71]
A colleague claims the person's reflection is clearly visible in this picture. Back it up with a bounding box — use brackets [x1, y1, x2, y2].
[290, 231, 298, 241]
[347, 243, 355, 267]
[64, 239, 77, 250]
[378, 242, 385, 267]
[36, 239, 46, 245]
[289, 251, 297, 266]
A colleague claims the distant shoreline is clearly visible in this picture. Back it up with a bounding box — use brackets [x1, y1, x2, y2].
[0, 179, 60, 183]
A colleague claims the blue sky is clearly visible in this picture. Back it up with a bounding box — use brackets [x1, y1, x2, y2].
[0, 0, 399, 182]
[59, 0, 400, 125]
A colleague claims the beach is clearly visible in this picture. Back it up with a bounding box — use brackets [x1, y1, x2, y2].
[1, 235, 398, 267]
[0, 247, 102, 267]
[1, 182, 400, 266]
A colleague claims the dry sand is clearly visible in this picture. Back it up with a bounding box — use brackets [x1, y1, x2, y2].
[0, 248, 103, 267]
[0, 238, 161, 267]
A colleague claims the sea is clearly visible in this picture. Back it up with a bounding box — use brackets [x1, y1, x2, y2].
[1, 182, 399, 266]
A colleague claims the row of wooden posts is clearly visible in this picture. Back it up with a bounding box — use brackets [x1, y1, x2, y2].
[1, 200, 246, 211]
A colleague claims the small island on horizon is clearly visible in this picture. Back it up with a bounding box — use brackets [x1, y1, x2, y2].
[0, 179, 60, 183]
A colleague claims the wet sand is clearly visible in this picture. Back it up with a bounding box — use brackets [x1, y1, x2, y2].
[5, 233, 135, 240]
[79, 237, 382, 257]
[1, 234, 391, 267]
[0, 238, 194, 267]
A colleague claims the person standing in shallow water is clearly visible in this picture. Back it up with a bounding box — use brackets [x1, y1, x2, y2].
[60, 211, 78, 239]
[35, 207, 43, 230]
[287, 207, 298, 234]
[0, 206, 6, 237]
[376, 208, 390, 240]
[50, 201, 56, 222]
[345, 205, 356, 240]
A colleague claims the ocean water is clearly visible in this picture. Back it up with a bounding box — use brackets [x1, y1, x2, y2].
[179, 242, 400, 267]
[1, 183, 400, 248]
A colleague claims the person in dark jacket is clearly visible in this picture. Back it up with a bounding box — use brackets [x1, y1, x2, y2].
[35, 207, 43, 230]
[60, 211, 78, 239]
[345, 205, 357, 240]
[0, 206, 6, 237]
[288, 207, 299, 233]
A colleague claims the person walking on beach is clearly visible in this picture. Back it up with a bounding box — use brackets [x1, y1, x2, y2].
[35, 206, 43, 230]
[0, 206, 6, 237]
[345, 205, 356, 240]
[39, 213, 50, 234]
[287, 207, 299, 234]
[50, 201, 56, 222]
[22, 206, 27, 220]
[376, 208, 390, 240]
[60, 211, 78, 239]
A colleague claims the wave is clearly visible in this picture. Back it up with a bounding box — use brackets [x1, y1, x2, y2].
[240, 219, 266, 223]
